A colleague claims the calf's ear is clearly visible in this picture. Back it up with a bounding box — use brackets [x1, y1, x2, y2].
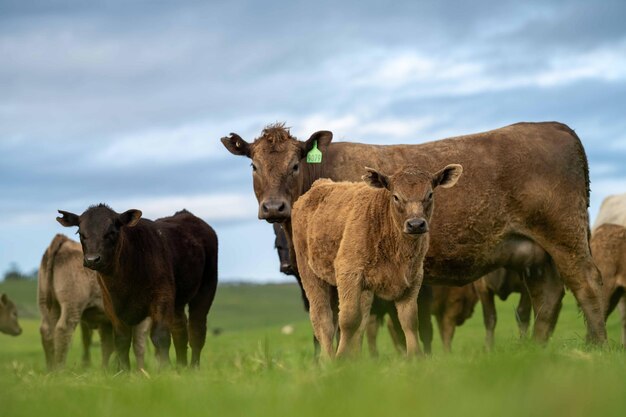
[433, 164, 463, 189]
[118, 209, 142, 227]
[362, 167, 390, 189]
[57, 210, 80, 227]
[221, 133, 251, 157]
[0, 293, 6, 306]
[301, 130, 333, 158]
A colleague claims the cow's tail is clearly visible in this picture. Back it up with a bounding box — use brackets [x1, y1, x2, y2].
[38, 234, 67, 311]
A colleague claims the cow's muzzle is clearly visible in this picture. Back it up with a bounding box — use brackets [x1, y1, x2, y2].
[404, 218, 429, 235]
[259, 199, 291, 223]
[83, 254, 103, 270]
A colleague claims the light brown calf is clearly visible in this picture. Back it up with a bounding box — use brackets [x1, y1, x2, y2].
[38, 234, 150, 370]
[292, 164, 462, 359]
[590, 224, 626, 347]
[0, 293, 22, 336]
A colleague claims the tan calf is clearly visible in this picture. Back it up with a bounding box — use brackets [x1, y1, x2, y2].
[590, 224, 626, 347]
[38, 234, 150, 370]
[292, 164, 462, 359]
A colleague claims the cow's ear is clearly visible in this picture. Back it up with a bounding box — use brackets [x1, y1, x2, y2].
[118, 209, 142, 227]
[301, 130, 333, 158]
[362, 167, 390, 189]
[57, 210, 80, 227]
[221, 133, 251, 157]
[433, 164, 463, 189]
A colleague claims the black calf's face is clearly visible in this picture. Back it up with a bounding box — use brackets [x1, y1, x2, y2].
[363, 164, 463, 237]
[273, 223, 295, 276]
[57, 205, 142, 272]
[0, 294, 22, 336]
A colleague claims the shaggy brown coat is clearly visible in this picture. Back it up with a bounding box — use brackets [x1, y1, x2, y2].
[590, 224, 626, 347]
[292, 165, 461, 358]
[221, 121, 605, 344]
[38, 234, 149, 370]
[0, 293, 21, 336]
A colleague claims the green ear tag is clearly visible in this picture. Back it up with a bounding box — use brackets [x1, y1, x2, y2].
[306, 140, 323, 164]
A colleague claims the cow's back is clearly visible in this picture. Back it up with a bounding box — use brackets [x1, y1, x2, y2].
[321, 122, 589, 283]
[593, 193, 626, 230]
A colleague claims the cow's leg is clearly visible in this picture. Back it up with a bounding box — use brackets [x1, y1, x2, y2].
[170, 308, 189, 367]
[114, 323, 133, 371]
[40, 306, 59, 370]
[538, 240, 606, 343]
[98, 322, 114, 369]
[80, 321, 93, 367]
[516, 284, 532, 338]
[300, 270, 335, 359]
[150, 318, 172, 368]
[53, 304, 82, 368]
[417, 285, 434, 354]
[618, 294, 626, 348]
[395, 283, 422, 357]
[475, 281, 497, 350]
[526, 262, 564, 344]
[335, 274, 366, 359]
[132, 318, 150, 370]
[188, 276, 217, 368]
[355, 290, 374, 355]
[366, 314, 380, 357]
[387, 307, 406, 354]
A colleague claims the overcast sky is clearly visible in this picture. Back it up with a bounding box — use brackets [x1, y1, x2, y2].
[1, 0, 625, 282]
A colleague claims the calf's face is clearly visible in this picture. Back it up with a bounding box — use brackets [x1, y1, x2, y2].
[221, 124, 333, 223]
[56, 205, 142, 272]
[273, 223, 295, 276]
[363, 164, 463, 236]
[0, 293, 22, 336]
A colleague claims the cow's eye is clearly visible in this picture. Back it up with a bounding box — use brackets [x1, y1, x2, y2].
[251, 163, 257, 172]
[292, 163, 299, 173]
[79, 232, 87, 241]
[427, 191, 433, 200]
[105, 231, 116, 240]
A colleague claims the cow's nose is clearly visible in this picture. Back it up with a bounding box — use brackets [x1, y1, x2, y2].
[404, 218, 428, 235]
[259, 199, 290, 222]
[83, 254, 102, 268]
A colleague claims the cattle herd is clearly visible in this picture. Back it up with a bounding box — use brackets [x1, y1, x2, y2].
[1, 121, 626, 368]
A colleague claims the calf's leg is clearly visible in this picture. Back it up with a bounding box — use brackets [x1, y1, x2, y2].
[53, 304, 82, 367]
[417, 286, 434, 354]
[171, 308, 189, 367]
[40, 307, 58, 370]
[475, 281, 497, 350]
[132, 318, 150, 370]
[526, 262, 564, 344]
[335, 274, 366, 359]
[99, 322, 114, 369]
[366, 314, 380, 357]
[516, 284, 532, 338]
[395, 283, 422, 357]
[114, 324, 133, 371]
[618, 295, 626, 348]
[300, 269, 335, 359]
[80, 321, 93, 367]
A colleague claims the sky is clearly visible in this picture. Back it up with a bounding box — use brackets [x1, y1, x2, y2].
[1, 0, 626, 282]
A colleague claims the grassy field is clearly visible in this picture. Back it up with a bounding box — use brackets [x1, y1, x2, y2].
[1, 279, 625, 417]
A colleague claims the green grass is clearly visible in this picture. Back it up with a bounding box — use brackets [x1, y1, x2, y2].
[1, 280, 625, 417]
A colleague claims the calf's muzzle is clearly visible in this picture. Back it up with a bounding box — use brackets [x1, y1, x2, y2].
[404, 218, 429, 235]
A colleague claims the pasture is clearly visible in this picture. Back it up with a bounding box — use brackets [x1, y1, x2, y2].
[1, 279, 625, 417]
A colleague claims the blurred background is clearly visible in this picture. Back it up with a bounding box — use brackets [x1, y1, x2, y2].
[1, 0, 625, 282]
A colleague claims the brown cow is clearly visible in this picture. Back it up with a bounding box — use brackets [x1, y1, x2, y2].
[430, 284, 478, 352]
[274, 223, 434, 355]
[292, 164, 462, 358]
[38, 234, 149, 370]
[221, 121, 606, 344]
[590, 223, 626, 347]
[0, 293, 22, 336]
[57, 206, 218, 370]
